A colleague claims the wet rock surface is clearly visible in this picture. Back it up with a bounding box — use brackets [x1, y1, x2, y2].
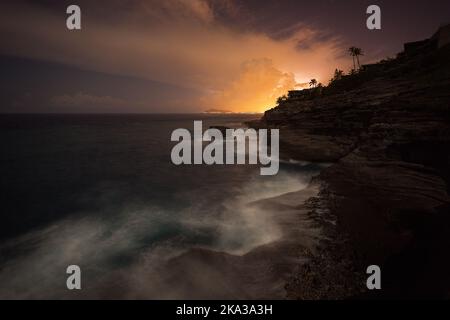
[252, 35, 450, 299]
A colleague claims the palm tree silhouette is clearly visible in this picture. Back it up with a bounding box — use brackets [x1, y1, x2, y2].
[334, 69, 344, 80]
[348, 47, 364, 70]
[309, 79, 318, 88]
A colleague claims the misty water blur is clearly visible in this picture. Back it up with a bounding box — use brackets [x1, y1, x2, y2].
[0, 114, 323, 299]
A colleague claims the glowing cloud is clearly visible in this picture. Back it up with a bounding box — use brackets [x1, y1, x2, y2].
[0, 0, 350, 113]
[202, 58, 298, 113]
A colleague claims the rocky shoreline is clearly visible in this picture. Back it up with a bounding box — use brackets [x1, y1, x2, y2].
[249, 28, 450, 299]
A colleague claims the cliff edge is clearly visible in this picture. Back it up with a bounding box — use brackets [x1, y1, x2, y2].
[251, 26, 450, 299]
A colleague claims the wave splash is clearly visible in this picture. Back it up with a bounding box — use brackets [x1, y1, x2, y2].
[0, 167, 321, 299]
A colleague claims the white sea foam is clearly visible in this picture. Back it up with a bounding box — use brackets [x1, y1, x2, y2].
[0, 166, 320, 299]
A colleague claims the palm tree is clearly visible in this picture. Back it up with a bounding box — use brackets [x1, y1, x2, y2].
[334, 69, 344, 81]
[309, 79, 318, 88]
[348, 47, 364, 70]
[349, 47, 356, 70]
[354, 48, 363, 69]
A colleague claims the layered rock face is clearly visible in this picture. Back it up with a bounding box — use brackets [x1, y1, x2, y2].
[252, 33, 450, 298]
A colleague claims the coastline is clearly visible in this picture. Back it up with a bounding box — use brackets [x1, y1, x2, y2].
[150, 180, 324, 299]
[248, 30, 450, 299]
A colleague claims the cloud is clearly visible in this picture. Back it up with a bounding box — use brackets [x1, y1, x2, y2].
[50, 92, 128, 109]
[202, 58, 298, 113]
[0, 1, 350, 112]
[179, 0, 215, 23]
[129, 0, 215, 24]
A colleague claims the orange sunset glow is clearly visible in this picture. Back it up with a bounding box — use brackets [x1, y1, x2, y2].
[2, 0, 450, 303]
[0, 0, 352, 113]
[2, 0, 441, 114]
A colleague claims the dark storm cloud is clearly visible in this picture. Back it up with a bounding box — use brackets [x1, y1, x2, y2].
[7, 0, 450, 54]
[0, 55, 200, 113]
[1, 0, 449, 112]
[210, 0, 450, 59]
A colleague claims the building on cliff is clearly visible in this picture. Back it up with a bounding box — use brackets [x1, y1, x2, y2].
[433, 23, 450, 48]
[288, 90, 306, 99]
[404, 23, 450, 55]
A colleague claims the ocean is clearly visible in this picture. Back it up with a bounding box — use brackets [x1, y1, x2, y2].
[0, 114, 324, 299]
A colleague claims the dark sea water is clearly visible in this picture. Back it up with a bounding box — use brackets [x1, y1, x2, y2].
[0, 114, 323, 299]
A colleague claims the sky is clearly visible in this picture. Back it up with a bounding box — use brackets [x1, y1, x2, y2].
[1, 0, 450, 113]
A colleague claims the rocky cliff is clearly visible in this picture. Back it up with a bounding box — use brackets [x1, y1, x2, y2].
[251, 29, 450, 298]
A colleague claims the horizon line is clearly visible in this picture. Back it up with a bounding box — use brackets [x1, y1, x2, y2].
[0, 112, 264, 115]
